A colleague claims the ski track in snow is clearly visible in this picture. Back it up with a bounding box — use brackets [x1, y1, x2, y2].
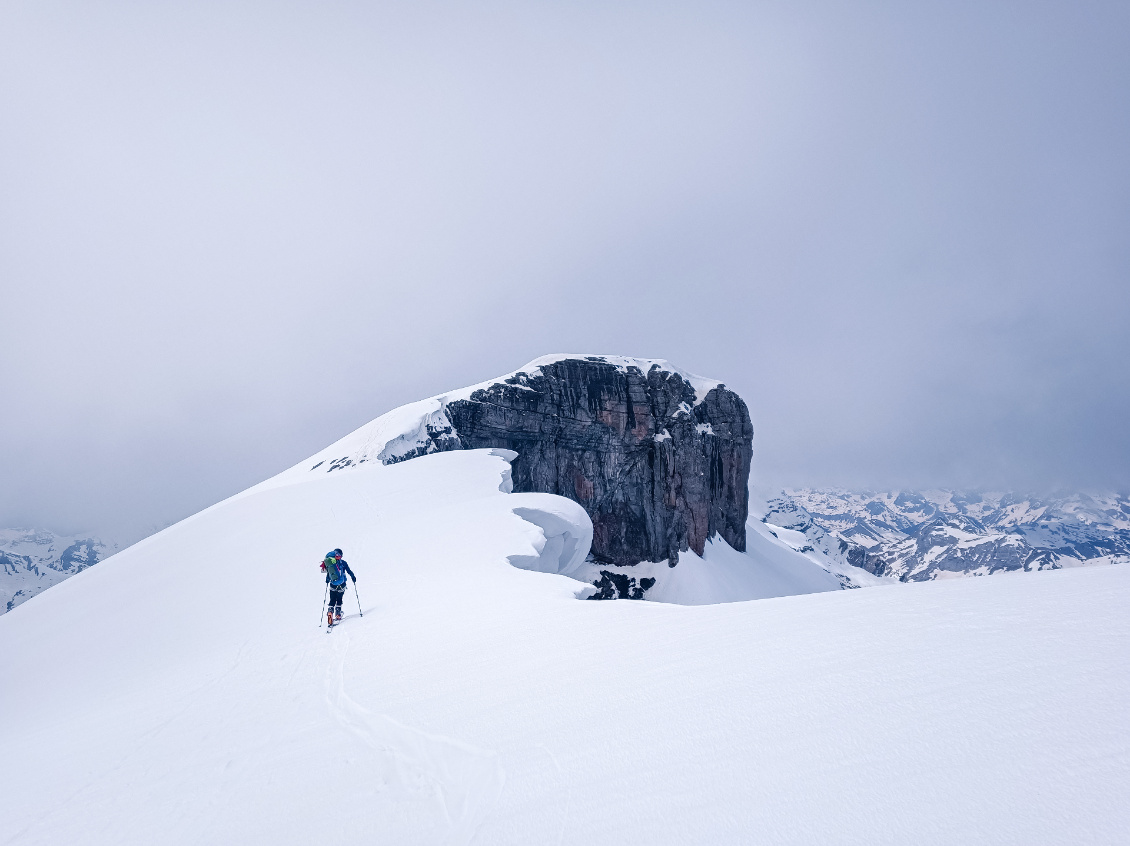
[536, 742, 571, 846]
[324, 629, 505, 846]
[3, 638, 253, 846]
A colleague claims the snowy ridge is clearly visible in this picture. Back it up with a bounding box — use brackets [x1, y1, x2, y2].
[276, 355, 724, 483]
[244, 353, 858, 606]
[522, 354, 724, 402]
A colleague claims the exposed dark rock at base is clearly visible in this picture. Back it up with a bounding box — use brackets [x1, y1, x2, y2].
[444, 358, 754, 568]
[588, 570, 656, 600]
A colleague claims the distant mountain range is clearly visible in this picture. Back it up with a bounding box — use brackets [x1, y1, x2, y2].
[763, 490, 1130, 582]
[0, 529, 114, 613]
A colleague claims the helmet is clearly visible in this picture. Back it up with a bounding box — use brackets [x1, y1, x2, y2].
[333, 548, 343, 558]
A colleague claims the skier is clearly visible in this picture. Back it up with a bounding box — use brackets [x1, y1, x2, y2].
[321, 548, 356, 626]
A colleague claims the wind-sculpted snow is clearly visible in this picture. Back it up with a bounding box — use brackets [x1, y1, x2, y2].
[508, 495, 594, 580]
[2, 451, 1128, 844]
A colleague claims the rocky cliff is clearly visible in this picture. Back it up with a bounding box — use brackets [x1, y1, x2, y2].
[301, 356, 754, 570]
[444, 358, 753, 567]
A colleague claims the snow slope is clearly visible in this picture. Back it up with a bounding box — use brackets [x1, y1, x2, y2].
[1, 449, 1128, 845]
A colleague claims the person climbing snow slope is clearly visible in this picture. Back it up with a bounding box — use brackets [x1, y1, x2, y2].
[321, 548, 356, 626]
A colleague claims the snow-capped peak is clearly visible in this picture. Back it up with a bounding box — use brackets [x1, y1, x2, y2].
[269, 355, 726, 485]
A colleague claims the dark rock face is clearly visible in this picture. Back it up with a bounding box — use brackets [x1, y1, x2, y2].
[588, 570, 656, 600]
[442, 358, 753, 567]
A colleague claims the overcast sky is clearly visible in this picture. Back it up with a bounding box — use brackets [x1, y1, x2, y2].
[2, 0, 1128, 544]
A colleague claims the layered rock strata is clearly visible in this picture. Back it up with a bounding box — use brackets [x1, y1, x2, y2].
[444, 358, 752, 567]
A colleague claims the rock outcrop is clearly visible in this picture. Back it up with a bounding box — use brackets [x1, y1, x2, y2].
[443, 358, 753, 567]
[303, 356, 754, 570]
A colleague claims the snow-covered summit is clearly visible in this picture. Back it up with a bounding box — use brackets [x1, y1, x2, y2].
[260, 354, 757, 582]
[276, 355, 725, 480]
[520, 355, 724, 401]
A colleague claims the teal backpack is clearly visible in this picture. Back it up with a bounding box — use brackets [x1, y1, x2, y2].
[324, 555, 345, 586]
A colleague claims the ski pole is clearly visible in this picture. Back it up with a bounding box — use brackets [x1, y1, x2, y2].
[320, 581, 329, 625]
[352, 580, 363, 617]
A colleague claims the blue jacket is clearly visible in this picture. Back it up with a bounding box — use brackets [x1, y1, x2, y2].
[326, 559, 355, 587]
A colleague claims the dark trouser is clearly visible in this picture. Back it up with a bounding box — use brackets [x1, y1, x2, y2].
[329, 585, 345, 615]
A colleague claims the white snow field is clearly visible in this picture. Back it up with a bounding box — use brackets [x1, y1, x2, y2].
[2, 448, 1128, 845]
